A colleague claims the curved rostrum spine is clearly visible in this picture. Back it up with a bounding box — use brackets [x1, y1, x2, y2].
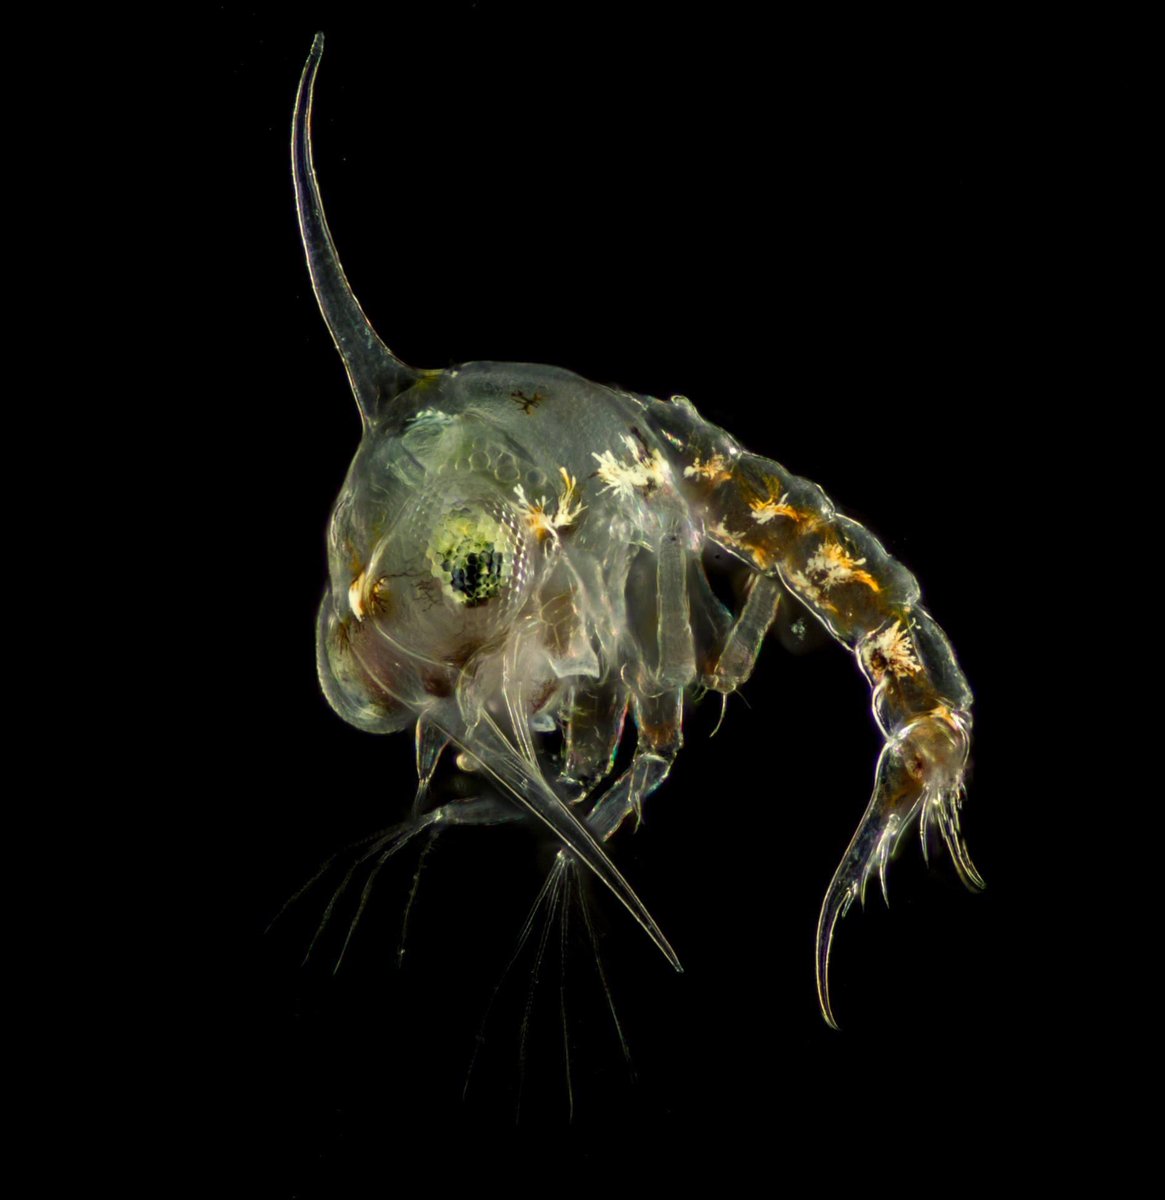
[292, 33, 419, 426]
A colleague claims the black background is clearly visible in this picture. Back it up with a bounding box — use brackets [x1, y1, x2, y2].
[186, 4, 1130, 1191]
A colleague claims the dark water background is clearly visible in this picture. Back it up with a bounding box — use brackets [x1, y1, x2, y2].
[183, 4, 1130, 1190]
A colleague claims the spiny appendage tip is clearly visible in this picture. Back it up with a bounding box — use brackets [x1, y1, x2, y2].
[817, 781, 982, 1029]
[815, 873, 857, 1030]
[923, 784, 985, 892]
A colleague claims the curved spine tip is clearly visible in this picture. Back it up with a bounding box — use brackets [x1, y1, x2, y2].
[292, 34, 418, 425]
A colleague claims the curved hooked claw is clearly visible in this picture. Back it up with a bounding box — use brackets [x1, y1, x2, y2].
[816, 714, 982, 1029]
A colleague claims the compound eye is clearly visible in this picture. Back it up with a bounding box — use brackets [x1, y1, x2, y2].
[424, 501, 530, 612]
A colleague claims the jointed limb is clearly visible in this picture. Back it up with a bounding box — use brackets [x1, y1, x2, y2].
[560, 677, 630, 794]
[585, 687, 684, 840]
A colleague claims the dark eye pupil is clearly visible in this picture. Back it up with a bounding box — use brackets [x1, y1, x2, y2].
[446, 545, 505, 606]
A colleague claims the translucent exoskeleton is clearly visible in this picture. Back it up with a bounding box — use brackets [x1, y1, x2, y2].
[290, 33, 982, 1033]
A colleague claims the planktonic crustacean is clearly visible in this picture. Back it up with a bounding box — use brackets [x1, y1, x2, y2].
[290, 32, 982, 1031]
